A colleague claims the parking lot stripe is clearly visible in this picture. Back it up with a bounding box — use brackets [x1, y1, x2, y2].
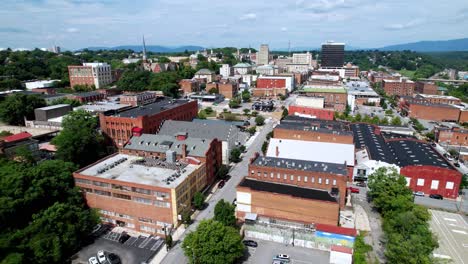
[432, 211, 466, 264]
[451, 230, 467, 235]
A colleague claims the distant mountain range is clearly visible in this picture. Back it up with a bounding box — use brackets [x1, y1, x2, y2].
[377, 38, 468, 52]
[82, 45, 204, 53]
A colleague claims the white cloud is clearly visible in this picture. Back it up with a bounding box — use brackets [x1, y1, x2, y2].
[66, 27, 79, 33]
[280, 27, 288, 32]
[239, 13, 257, 21]
[384, 19, 423, 30]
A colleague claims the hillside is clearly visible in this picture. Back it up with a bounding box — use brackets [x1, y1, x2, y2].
[379, 38, 468, 52]
[83, 45, 204, 53]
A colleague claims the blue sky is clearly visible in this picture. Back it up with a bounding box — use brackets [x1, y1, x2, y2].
[0, 0, 467, 50]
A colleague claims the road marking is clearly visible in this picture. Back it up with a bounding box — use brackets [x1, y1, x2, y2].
[433, 253, 452, 259]
[463, 244, 468, 248]
[432, 211, 466, 264]
[291, 259, 310, 264]
[451, 230, 467, 235]
[444, 218, 457, 222]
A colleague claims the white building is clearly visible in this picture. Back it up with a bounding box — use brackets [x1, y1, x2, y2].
[233, 63, 252, 75]
[318, 67, 346, 78]
[256, 65, 278, 75]
[257, 44, 269, 65]
[83, 62, 113, 89]
[292, 52, 314, 67]
[295, 96, 324, 109]
[346, 81, 380, 110]
[194, 68, 215, 82]
[257, 75, 295, 92]
[24, 80, 59, 90]
[286, 63, 309, 73]
[220, 64, 233, 77]
[353, 149, 400, 181]
[122, 58, 141, 64]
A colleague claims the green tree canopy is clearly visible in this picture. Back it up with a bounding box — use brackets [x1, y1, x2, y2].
[213, 199, 236, 226]
[255, 115, 265, 126]
[0, 93, 46, 125]
[52, 110, 106, 167]
[182, 219, 244, 264]
[117, 70, 151, 91]
[193, 192, 205, 210]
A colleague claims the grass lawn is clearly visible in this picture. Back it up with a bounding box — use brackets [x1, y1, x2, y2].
[199, 109, 216, 117]
[398, 69, 415, 79]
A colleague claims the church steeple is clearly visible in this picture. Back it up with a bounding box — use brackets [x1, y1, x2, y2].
[142, 35, 147, 62]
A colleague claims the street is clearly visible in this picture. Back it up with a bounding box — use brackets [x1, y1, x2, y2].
[161, 119, 276, 264]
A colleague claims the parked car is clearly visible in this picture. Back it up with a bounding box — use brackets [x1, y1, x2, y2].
[107, 253, 121, 264]
[413, 191, 425, 197]
[348, 187, 360, 193]
[97, 250, 106, 263]
[118, 233, 130, 244]
[454, 162, 460, 167]
[429, 194, 443, 200]
[232, 198, 237, 206]
[243, 240, 258, 247]
[446, 156, 454, 161]
[89, 257, 99, 264]
[275, 254, 290, 260]
[218, 180, 225, 189]
[356, 182, 367, 187]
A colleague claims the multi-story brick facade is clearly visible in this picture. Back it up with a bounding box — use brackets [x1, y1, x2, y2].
[74, 153, 207, 235]
[99, 98, 198, 146]
[68, 63, 113, 89]
[408, 103, 460, 122]
[252, 87, 288, 98]
[436, 127, 468, 146]
[416, 94, 461, 105]
[66, 91, 105, 103]
[415, 81, 438, 95]
[299, 86, 347, 112]
[273, 119, 353, 144]
[236, 178, 340, 226]
[179, 79, 200, 95]
[382, 79, 415, 96]
[119, 92, 162, 106]
[218, 81, 238, 99]
[247, 154, 348, 207]
[287, 106, 335, 120]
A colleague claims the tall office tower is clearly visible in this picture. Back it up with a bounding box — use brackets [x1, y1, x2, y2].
[257, 44, 270, 65]
[321, 41, 345, 68]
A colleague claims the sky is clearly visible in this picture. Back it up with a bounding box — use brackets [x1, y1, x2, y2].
[0, 0, 467, 50]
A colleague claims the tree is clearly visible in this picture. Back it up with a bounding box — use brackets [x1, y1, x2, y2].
[216, 164, 229, 180]
[251, 111, 258, 117]
[214, 200, 236, 227]
[261, 141, 268, 155]
[0, 94, 46, 125]
[165, 234, 173, 250]
[182, 211, 192, 227]
[193, 192, 205, 210]
[197, 111, 207, 119]
[255, 115, 265, 126]
[52, 110, 106, 167]
[50, 98, 82, 107]
[353, 233, 372, 264]
[14, 145, 36, 164]
[182, 219, 244, 264]
[228, 98, 241, 109]
[281, 108, 289, 119]
[117, 70, 151, 91]
[243, 108, 251, 116]
[391, 116, 402, 126]
[247, 126, 256, 135]
[353, 113, 362, 122]
[229, 148, 241, 163]
[241, 90, 251, 102]
[208, 88, 218, 94]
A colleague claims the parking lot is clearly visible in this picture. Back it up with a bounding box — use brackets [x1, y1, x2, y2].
[72, 229, 162, 264]
[429, 209, 468, 264]
[241, 239, 329, 264]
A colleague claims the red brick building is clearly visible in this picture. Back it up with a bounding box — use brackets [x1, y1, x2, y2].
[408, 103, 460, 122]
[218, 80, 238, 99]
[253, 76, 293, 98]
[299, 86, 347, 112]
[66, 91, 105, 103]
[382, 79, 415, 96]
[415, 82, 438, 95]
[288, 106, 335, 120]
[179, 79, 200, 95]
[99, 98, 198, 146]
[236, 177, 340, 226]
[119, 91, 163, 106]
[436, 127, 468, 146]
[68, 63, 113, 89]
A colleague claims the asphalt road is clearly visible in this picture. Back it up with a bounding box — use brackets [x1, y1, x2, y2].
[414, 191, 468, 213]
[429, 209, 468, 264]
[161, 119, 276, 264]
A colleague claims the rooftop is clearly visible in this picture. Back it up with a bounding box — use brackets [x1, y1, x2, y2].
[276, 119, 352, 136]
[3, 132, 32, 142]
[233, 63, 252, 68]
[192, 118, 246, 127]
[73, 91, 101, 97]
[351, 123, 395, 164]
[36, 104, 70, 111]
[195, 68, 213, 75]
[239, 178, 338, 203]
[158, 120, 242, 142]
[417, 94, 460, 100]
[74, 102, 131, 114]
[79, 154, 201, 188]
[112, 98, 191, 118]
[124, 134, 212, 157]
[252, 155, 348, 175]
[266, 138, 355, 165]
[300, 86, 347, 94]
[387, 139, 451, 168]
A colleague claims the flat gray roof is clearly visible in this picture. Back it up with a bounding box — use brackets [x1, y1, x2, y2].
[36, 104, 70, 111]
[113, 99, 191, 118]
[80, 154, 201, 188]
[124, 134, 211, 157]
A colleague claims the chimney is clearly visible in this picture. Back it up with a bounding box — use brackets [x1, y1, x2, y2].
[182, 144, 187, 158]
[276, 146, 279, 157]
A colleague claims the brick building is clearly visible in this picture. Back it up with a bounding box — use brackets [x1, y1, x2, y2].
[179, 79, 200, 95]
[68, 62, 113, 89]
[408, 103, 461, 122]
[66, 91, 105, 103]
[382, 78, 415, 96]
[415, 81, 438, 95]
[288, 105, 335, 120]
[121, 133, 222, 185]
[254, 76, 293, 98]
[236, 178, 340, 226]
[416, 94, 461, 105]
[273, 118, 353, 144]
[247, 154, 348, 207]
[299, 86, 347, 112]
[435, 127, 468, 146]
[99, 98, 198, 146]
[119, 91, 163, 106]
[74, 152, 208, 235]
[218, 80, 238, 99]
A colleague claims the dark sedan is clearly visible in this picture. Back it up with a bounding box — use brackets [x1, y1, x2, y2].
[429, 194, 443, 200]
[243, 240, 258, 247]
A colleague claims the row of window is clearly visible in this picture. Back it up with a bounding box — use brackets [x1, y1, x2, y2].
[76, 178, 168, 198]
[100, 209, 171, 227]
[412, 178, 454, 190]
[253, 171, 337, 185]
[83, 188, 171, 208]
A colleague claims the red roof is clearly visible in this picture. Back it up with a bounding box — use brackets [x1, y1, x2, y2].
[3, 132, 32, 142]
[316, 223, 357, 237]
[331, 245, 353, 254]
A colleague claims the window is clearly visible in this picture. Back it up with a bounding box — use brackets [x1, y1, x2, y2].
[277, 173, 280, 179]
[271, 172, 274, 178]
[325, 179, 329, 185]
[134, 197, 152, 204]
[141, 225, 156, 233]
[431, 180, 439, 190]
[112, 184, 132, 192]
[93, 181, 110, 188]
[318, 178, 322, 184]
[283, 174, 287, 180]
[100, 209, 115, 216]
[290, 175, 294, 181]
[311, 177, 315, 183]
[117, 213, 132, 219]
[297, 176, 301, 182]
[417, 179, 425, 186]
[304, 176, 308, 182]
[264, 172, 267, 178]
[405, 177, 411, 187]
[126, 223, 135, 228]
[94, 190, 111, 196]
[155, 201, 170, 208]
[113, 193, 131, 200]
[446, 181, 454, 189]
[332, 179, 336, 185]
[132, 187, 151, 195]
[138, 217, 152, 223]
[81, 187, 92, 193]
[155, 191, 169, 198]
[75, 178, 91, 185]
